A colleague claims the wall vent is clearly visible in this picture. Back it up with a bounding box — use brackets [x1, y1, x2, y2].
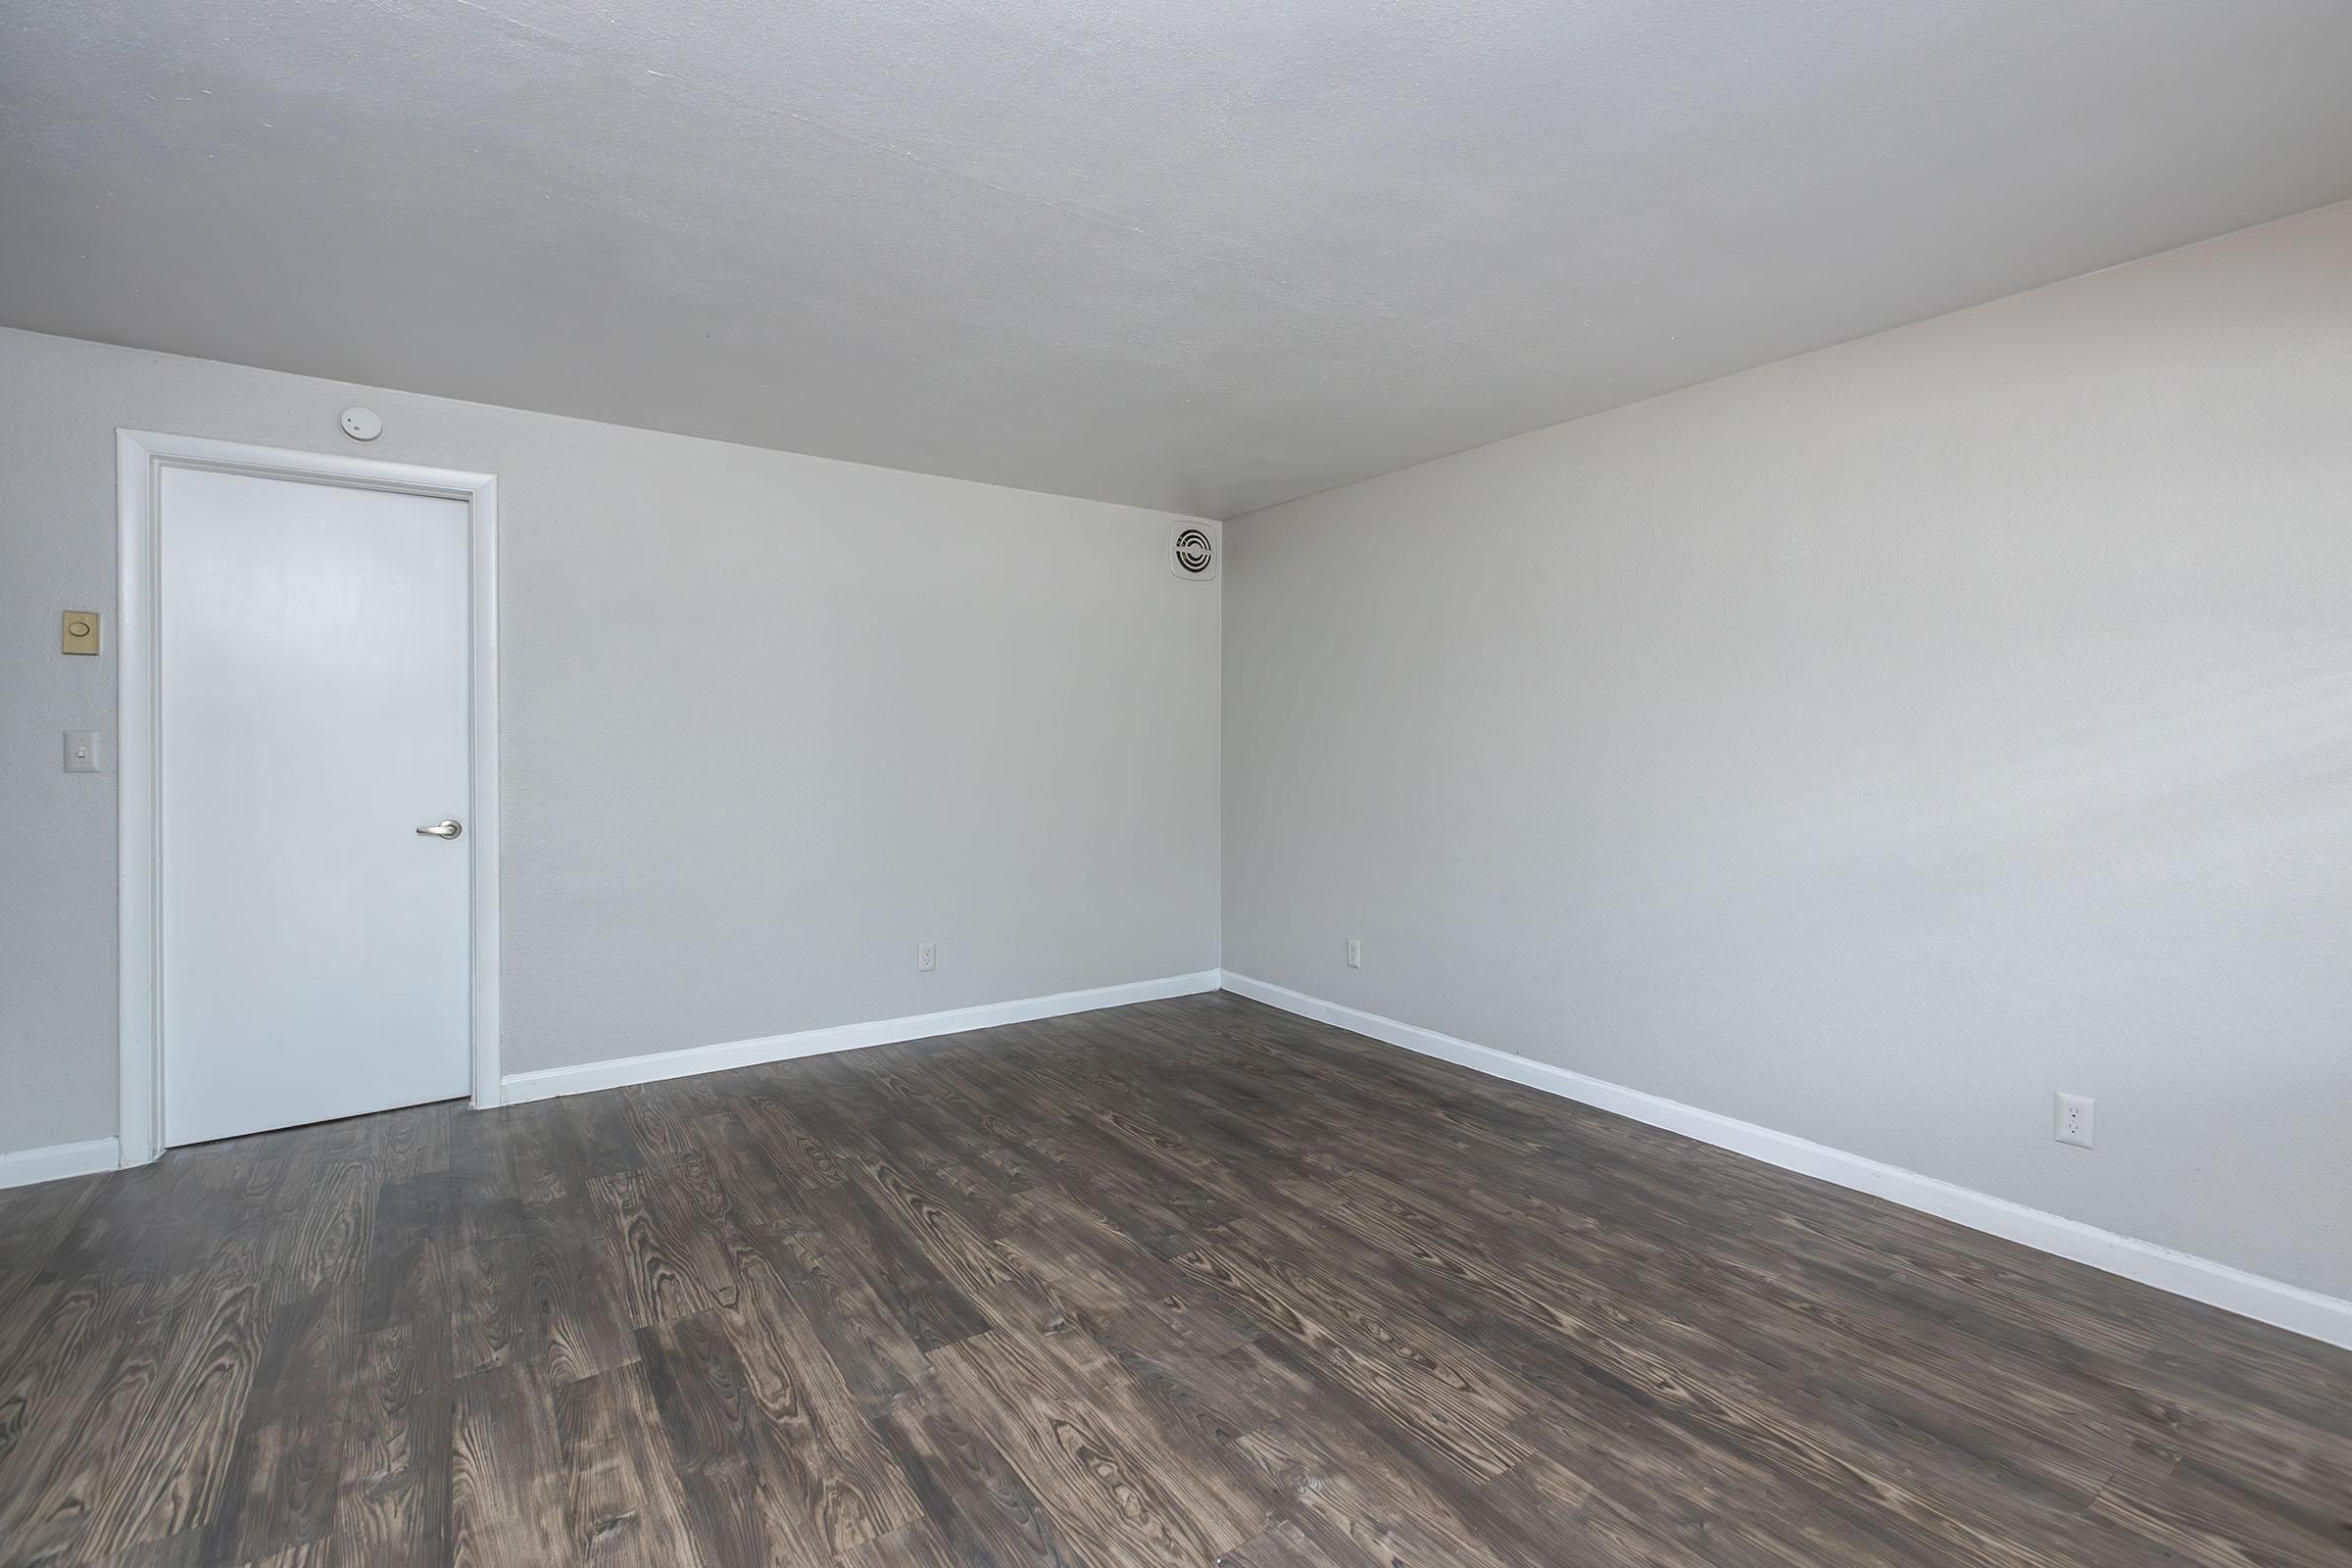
[1169, 520, 1219, 581]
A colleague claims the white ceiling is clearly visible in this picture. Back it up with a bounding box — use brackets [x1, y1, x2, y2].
[6, 2, 2350, 517]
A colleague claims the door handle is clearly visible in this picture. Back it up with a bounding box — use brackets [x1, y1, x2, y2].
[416, 819, 464, 840]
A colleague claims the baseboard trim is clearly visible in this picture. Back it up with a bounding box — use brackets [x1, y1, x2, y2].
[1218, 971, 2352, 1353]
[502, 970, 1224, 1105]
[0, 1137, 122, 1191]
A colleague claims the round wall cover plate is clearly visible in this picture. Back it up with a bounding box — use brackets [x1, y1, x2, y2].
[340, 407, 383, 441]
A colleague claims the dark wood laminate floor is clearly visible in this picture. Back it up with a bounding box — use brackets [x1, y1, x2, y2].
[2, 993, 2348, 1567]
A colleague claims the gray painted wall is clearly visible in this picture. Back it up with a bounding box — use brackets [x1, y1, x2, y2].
[0, 327, 1220, 1154]
[1223, 202, 2352, 1299]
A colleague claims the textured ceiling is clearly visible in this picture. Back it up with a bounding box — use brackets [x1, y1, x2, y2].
[6, 1, 2351, 517]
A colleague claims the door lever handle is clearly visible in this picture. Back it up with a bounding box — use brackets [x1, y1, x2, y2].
[416, 819, 464, 839]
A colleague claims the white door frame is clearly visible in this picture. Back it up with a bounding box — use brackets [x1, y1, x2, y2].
[116, 429, 502, 1164]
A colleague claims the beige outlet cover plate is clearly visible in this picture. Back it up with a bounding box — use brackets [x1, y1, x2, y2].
[62, 611, 101, 655]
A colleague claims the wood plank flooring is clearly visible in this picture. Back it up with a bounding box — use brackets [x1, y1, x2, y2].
[1, 991, 2347, 1566]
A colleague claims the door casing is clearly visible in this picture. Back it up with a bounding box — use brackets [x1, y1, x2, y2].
[116, 429, 501, 1163]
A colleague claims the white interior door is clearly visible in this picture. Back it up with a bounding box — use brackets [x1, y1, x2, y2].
[160, 465, 472, 1146]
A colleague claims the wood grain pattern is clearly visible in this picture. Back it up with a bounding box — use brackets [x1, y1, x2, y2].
[0, 991, 2346, 1565]
[551, 1361, 706, 1568]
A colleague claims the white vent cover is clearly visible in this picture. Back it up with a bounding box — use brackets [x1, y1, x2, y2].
[1169, 519, 1219, 581]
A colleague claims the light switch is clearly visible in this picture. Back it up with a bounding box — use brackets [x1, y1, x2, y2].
[62, 612, 101, 655]
[64, 729, 101, 773]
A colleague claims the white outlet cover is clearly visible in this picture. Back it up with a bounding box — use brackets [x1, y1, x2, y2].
[340, 406, 383, 441]
[2054, 1092, 2094, 1150]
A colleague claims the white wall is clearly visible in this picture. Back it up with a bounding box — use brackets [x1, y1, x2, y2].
[0, 327, 1220, 1155]
[1223, 202, 2352, 1300]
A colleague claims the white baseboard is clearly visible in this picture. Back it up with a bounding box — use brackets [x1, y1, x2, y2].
[502, 970, 1224, 1105]
[1219, 971, 2352, 1353]
[0, 1137, 122, 1191]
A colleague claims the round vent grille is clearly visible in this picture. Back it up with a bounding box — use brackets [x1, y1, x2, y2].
[1169, 521, 1219, 581]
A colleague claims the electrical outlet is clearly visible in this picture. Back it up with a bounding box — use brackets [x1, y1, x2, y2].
[2054, 1092, 2093, 1150]
[916, 941, 937, 973]
[1345, 938, 1361, 969]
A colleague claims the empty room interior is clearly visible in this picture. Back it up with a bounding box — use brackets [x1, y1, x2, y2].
[4, 2, 2351, 1564]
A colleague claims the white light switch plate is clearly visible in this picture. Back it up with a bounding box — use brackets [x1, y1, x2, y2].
[64, 729, 101, 773]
